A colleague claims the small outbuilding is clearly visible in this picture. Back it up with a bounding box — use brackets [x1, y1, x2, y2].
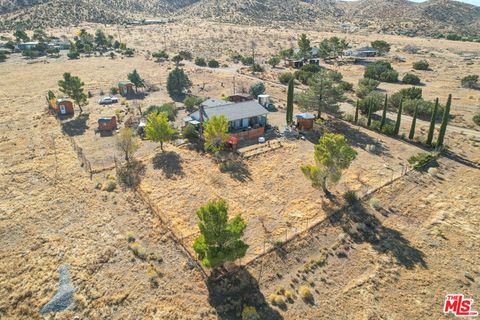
[56, 99, 75, 116]
[118, 82, 134, 96]
[296, 113, 316, 130]
[98, 116, 117, 131]
[227, 93, 253, 103]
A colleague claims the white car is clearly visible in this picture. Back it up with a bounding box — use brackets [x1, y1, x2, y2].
[98, 96, 119, 105]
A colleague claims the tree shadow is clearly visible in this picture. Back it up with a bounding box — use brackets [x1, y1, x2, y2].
[125, 92, 147, 100]
[61, 113, 89, 136]
[442, 149, 480, 170]
[218, 157, 252, 182]
[207, 268, 283, 320]
[328, 202, 427, 270]
[329, 119, 390, 156]
[152, 151, 184, 178]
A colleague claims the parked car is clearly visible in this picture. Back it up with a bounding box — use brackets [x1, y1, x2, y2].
[98, 96, 119, 105]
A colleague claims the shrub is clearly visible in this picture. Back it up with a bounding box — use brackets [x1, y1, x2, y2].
[279, 72, 294, 85]
[249, 82, 266, 98]
[182, 124, 198, 142]
[241, 56, 255, 66]
[461, 75, 479, 89]
[364, 61, 398, 83]
[338, 81, 353, 92]
[402, 73, 421, 85]
[402, 99, 443, 120]
[356, 78, 380, 98]
[110, 87, 119, 95]
[128, 241, 147, 259]
[143, 103, 177, 121]
[343, 190, 358, 204]
[268, 294, 286, 307]
[152, 50, 169, 60]
[358, 92, 385, 114]
[230, 52, 243, 62]
[126, 231, 136, 242]
[299, 286, 313, 302]
[117, 159, 145, 188]
[208, 59, 219, 68]
[195, 57, 206, 66]
[242, 306, 260, 320]
[473, 113, 480, 126]
[381, 123, 396, 136]
[102, 178, 116, 192]
[389, 87, 422, 110]
[67, 51, 79, 59]
[369, 198, 382, 210]
[251, 63, 264, 72]
[413, 60, 429, 70]
[408, 152, 438, 170]
[301, 63, 322, 74]
[178, 50, 192, 60]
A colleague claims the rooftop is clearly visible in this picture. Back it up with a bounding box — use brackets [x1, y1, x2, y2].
[190, 100, 268, 122]
[201, 98, 232, 108]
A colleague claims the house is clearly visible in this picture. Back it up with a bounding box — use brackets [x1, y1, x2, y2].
[227, 93, 253, 103]
[118, 82, 134, 96]
[201, 98, 232, 108]
[98, 116, 117, 131]
[57, 99, 75, 116]
[296, 113, 316, 130]
[293, 47, 319, 58]
[285, 59, 304, 69]
[186, 100, 269, 140]
[344, 47, 378, 57]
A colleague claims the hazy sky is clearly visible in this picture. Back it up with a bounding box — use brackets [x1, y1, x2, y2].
[343, 0, 479, 5]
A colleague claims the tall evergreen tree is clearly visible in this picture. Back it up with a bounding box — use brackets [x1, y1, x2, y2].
[426, 98, 439, 146]
[380, 94, 388, 129]
[394, 99, 403, 135]
[286, 78, 294, 125]
[354, 100, 359, 124]
[437, 94, 452, 147]
[409, 103, 418, 140]
[367, 101, 373, 127]
[127, 69, 145, 93]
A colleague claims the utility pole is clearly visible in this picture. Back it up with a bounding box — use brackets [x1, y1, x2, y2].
[233, 76, 236, 94]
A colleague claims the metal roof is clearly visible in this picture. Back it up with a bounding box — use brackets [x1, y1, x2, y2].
[201, 98, 232, 108]
[296, 113, 316, 120]
[190, 100, 268, 122]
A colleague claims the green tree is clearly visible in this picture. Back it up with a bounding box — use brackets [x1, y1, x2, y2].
[115, 127, 139, 163]
[371, 40, 391, 55]
[249, 82, 266, 98]
[268, 56, 281, 68]
[193, 199, 248, 269]
[426, 98, 439, 146]
[278, 72, 294, 85]
[364, 61, 398, 83]
[94, 29, 108, 50]
[394, 99, 403, 136]
[367, 101, 373, 127]
[203, 115, 230, 152]
[318, 37, 349, 60]
[178, 50, 192, 60]
[14, 29, 29, 43]
[413, 60, 429, 70]
[183, 96, 204, 113]
[58, 73, 88, 113]
[145, 112, 175, 151]
[286, 78, 294, 125]
[167, 68, 192, 98]
[143, 103, 177, 121]
[296, 72, 344, 118]
[152, 50, 169, 61]
[208, 59, 219, 68]
[301, 133, 357, 195]
[380, 94, 388, 129]
[409, 103, 418, 140]
[127, 69, 145, 93]
[195, 57, 206, 66]
[32, 28, 48, 42]
[437, 94, 452, 147]
[403, 73, 421, 85]
[298, 33, 311, 57]
[172, 54, 184, 67]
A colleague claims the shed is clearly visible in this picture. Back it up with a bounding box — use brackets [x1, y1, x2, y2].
[57, 99, 74, 116]
[98, 116, 117, 131]
[228, 93, 253, 103]
[118, 82, 134, 96]
[296, 113, 316, 130]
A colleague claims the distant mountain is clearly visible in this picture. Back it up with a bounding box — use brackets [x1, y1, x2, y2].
[0, 0, 478, 36]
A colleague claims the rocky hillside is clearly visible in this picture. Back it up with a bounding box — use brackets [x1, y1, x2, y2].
[0, 0, 478, 36]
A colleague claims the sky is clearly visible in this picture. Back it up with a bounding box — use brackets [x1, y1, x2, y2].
[343, 0, 479, 5]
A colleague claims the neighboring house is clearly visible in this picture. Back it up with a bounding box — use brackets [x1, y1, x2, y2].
[118, 82, 134, 96]
[293, 47, 319, 58]
[344, 47, 378, 57]
[296, 113, 316, 130]
[97, 116, 117, 131]
[186, 100, 269, 140]
[15, 42, 39, 51]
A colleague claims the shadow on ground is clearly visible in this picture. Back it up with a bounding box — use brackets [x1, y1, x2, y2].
[207, 268, 283, 319]
[329, 202, 427, 269]
[218, 157, 252, 182]
[61, 113, 89, 136]
[152, 151, 184, 178]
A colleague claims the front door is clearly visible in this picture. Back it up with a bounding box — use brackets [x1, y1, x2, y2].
[60, 105, 66, 115]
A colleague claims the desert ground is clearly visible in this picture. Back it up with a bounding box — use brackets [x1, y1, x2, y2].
[0, 20, 479, 319]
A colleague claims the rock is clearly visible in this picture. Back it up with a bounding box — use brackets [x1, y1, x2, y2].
[465, 272, 475, 282]
[40, 264, 76, 314]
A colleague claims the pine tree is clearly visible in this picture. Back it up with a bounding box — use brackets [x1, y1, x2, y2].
[437, 94, 452, 147]
[426, 98, 439, 146]
[394, 99, 403, 136]
[286, 78, 294, 125]
[367, 101, 373, 127]
[354, 100, 359, 124]
[380, 94, 388, 129]
[409, 103, 418, 140]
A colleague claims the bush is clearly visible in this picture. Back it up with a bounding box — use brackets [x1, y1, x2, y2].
[242, 306, 260, 320]
[369, 198, 382, 210]
[389, 87, 422, 110]
[67, 51, 79, 59]
[402, 99, 443, 120]
[230, 52, 243, 62]
[343, 190, 358, 204]
[299, 286, 313, 302]
[474, 114, 480, 126]
[110, 87, 119, 95]
[338, 81, 353, 92]
[117, 159, 145, 188]
[249, 82, 266, 98]
[356, 78, 380, 98]
[408, 152, 438, 170]
[241, 56, 254, 66]
[381, 123, 396, 136]
[143, 103, 177, 121]
[279, 72, 294, 85]
[182, 124, 198, 142]
[301, 63, 322, 74]
[364, 61, 398, 83]
[152, 50, 168, 60]
[251, 63, 264, 72]
[195, 57, 206, 66]
[461, 75, 479, 89]
[402, 73, 421, 85]
[358, 92, 385, 114]
[208, 59, 219, 68]
[413, 60, 429, 70]
[178, 50, 192, 60]
[268, 294, 286, 307]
